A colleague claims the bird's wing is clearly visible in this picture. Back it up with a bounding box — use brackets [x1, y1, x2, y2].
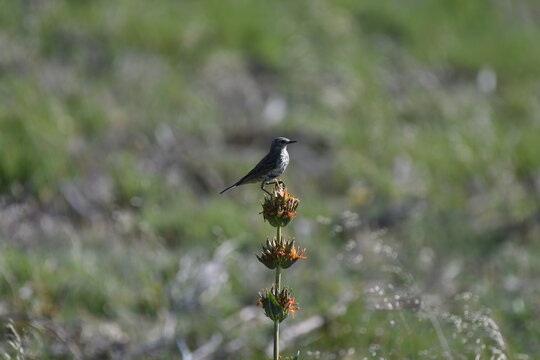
[235, 153, 275, 185]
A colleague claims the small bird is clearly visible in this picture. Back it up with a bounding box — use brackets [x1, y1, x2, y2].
[220, 137, 297, 195]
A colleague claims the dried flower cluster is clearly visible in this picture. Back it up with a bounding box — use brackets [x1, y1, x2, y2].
[256, 182, 304, 359]
[257, 286, 300, 322]
[257, 236, 306, 269]
[261, 184, 300, 227]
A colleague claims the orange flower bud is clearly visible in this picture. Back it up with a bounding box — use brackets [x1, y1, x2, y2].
[257, 236, 306, 269]
[257, 286, 300, 322]
[261, 184, 300, 227]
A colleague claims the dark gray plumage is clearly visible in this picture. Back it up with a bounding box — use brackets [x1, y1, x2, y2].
[220, 137, 297, 195]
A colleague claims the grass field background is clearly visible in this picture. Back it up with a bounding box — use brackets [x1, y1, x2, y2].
[1, 0, 540, 358]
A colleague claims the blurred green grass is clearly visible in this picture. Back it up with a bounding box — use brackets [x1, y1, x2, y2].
[1, 0, 540, 358]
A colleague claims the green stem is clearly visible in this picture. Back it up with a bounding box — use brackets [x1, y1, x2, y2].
[273, 297, 280, 360]
[274, 225, 282, 360]
[276, 225, 282, 290]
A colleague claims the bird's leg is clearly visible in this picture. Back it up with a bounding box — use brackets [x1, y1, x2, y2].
[265, 179, 286, 191]
[266, 179, 285, 191]
[260, 181, 272, 196]
[268, 179, 286, 189]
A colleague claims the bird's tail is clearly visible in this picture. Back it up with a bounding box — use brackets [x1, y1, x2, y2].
[219, 183, 238, 194]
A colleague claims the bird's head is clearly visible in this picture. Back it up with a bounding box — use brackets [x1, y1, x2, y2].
[271, 137, 297, 151]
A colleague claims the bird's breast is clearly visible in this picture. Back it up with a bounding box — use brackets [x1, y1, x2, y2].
[279, 150, 289, 167]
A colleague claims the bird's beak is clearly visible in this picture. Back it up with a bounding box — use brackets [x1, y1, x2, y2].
[287, 140, 298, 144]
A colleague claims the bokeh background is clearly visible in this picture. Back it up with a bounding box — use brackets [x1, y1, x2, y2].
[1, 0, 540, 359]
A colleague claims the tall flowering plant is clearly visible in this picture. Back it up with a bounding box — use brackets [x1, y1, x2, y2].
[258, 183, 304, 360]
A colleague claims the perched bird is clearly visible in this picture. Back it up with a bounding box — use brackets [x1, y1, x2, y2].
[220, 137, 297, 195]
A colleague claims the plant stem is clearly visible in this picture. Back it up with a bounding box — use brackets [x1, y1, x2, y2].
[275, 263, 282, 291]
[274, 225, 282, 360]
[276, 225, 282, 290]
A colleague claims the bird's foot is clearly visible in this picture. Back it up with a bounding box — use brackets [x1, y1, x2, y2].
[262, 179, 286, 195]
[266, 179, 285, 186]
[266, 179, 286, 190]
[269, 179, 286, 189]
